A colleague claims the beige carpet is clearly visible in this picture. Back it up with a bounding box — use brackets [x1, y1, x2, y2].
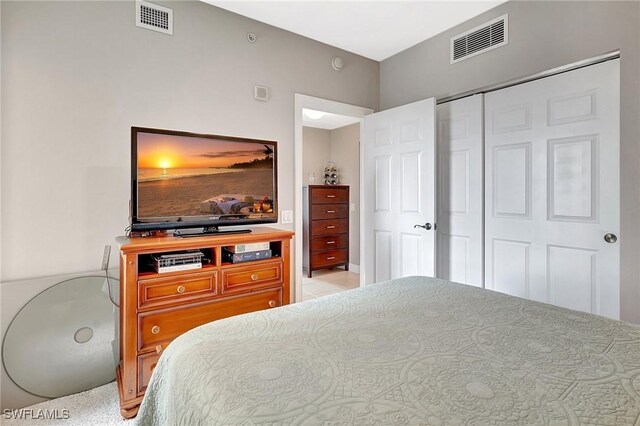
[3, 382, 130, 426]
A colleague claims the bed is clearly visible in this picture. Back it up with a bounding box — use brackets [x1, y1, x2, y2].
[136, 276, 640, 425]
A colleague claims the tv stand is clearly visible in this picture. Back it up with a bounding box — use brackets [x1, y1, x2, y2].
[174, 226, 252, 238]
[115, 227, 294, 418]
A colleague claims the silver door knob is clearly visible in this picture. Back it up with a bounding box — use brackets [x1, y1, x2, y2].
[604, 233, 617, 244]
[414, 223, 433, 230]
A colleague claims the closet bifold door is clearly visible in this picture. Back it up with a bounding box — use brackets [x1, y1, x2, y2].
[436, 94, 484, 287]
[484, 59, 620, 319]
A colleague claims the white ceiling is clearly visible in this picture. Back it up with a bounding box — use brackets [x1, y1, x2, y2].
[302, 109, 361, 130]
[205, 1, 507, 61]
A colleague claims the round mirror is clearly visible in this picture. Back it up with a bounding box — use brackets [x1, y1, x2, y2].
[2, 275, 118, 398]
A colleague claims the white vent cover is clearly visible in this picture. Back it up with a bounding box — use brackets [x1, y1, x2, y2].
[136, 0, 173, 35]
[451, 14, 507, 64]
[254, 85, 270, 102]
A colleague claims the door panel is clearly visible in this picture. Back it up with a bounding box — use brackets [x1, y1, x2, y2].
[485, 59, 620, 319]
[491, 238, 530, 298]
[547, 245, 596, 313]
[492, 142, 531, 218]
[363, 98, 436, 284]
[548, 135, 597, 221]
[374, 230, 392, 282]
[437, 95, 484, 287]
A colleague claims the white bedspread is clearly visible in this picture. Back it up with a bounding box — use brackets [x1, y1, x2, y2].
[136, 276, 640, 425]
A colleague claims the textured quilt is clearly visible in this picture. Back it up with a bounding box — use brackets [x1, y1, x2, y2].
[136, 276, 640, 425]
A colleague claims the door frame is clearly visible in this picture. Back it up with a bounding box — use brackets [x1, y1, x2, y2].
[294, 94, 373, 302]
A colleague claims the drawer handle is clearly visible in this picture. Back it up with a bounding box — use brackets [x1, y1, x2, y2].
[326, 195, 336, 198]
[176, 285, 186, 294]
[326, 225, 336, 229]
[251, 274, 259, 281]
[151, 325, 160, 335]
[326, 210, 336, 213]
[326, 241, 336, 244]
[268, 300, 276, 308]
[155, 345, 163, 355]
[326, 256, 336, 260]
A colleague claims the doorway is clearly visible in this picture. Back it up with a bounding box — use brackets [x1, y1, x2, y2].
[294, 94, 373, 302]
[302, 118, 359, 300]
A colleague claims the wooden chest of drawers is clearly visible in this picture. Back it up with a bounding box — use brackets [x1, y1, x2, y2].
[116, 228, 293, 418]
[303, 185, 350, 278]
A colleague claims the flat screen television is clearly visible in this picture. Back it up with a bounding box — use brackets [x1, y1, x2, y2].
[131, 127, 278, 236]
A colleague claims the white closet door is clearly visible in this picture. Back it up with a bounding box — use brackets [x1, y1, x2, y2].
[362, 98, 436, 284]
[485, 59, 620, 319]
[437, 95, 484, 287]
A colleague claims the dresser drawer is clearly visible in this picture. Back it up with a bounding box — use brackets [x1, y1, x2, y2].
[311, 219, 348, 235]
[311, 204, 348, 220]
[311, 249, 348, 267]
[311, 234, 349, 251]
[138, 288, 282, 351]
[221, 261, 283, 294]
[137, 352, 160, 394]
[138, 271, 218, 309]
[310, 187, 349, 204]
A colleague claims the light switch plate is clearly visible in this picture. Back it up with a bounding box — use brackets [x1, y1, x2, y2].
[281, 210, 293, 224]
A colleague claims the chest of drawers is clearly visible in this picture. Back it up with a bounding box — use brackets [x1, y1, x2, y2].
[303, 185, 350, 278]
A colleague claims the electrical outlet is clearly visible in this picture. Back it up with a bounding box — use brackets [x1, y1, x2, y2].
[101, 245, 111, 271]
[350, 203, 356, 212]
[281, 210, 293, 224]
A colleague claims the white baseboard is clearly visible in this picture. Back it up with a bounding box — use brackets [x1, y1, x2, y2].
[348, 263, 360, 273]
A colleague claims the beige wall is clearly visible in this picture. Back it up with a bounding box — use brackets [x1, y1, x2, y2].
[0, 1, 379, 281]
[302, 127, 331, 185]
[380, 1, 640, 324]
[330, 123, 360, 266]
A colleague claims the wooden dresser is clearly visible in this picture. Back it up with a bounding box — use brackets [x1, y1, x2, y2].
[116, 227, 293, 418]
[303, 185, 350, 278]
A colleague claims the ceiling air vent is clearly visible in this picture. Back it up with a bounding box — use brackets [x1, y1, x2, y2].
[451, 14, 508, 64]
[136, 0, 173, 35]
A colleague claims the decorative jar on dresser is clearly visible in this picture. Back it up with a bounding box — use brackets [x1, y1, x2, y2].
[115, 227, 293, 418]
[303, 185, 350, 278]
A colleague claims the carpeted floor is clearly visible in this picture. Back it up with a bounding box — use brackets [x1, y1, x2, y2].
[3, 382, 130, 426]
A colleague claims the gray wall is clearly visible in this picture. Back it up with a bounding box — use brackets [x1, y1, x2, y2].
[381, 1, 640, 324]
[302, 126, 331, 185]
[1, 1, 379, 281]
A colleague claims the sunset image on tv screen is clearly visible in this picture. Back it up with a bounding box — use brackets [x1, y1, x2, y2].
[136, 132, 275, 219]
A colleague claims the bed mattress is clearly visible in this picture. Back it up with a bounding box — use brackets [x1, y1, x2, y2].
[136, 276, 640, 425]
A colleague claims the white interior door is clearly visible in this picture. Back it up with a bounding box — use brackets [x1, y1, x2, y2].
[437, 95, 484, 287]
[485, 59, 620, 319]
[362, 98, 436, 284]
